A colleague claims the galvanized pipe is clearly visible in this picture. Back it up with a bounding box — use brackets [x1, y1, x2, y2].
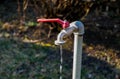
[72, 33, 83, 79]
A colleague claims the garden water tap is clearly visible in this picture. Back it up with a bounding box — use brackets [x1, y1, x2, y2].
[55, 21, 84, 45]
[37, 18, 85, 79]
[37, 18, 69, 29]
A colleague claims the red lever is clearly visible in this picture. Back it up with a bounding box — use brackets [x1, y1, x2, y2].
[37, 18, 69, 29]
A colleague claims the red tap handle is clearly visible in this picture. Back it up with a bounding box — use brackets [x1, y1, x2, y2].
[37, 18, 69, 29]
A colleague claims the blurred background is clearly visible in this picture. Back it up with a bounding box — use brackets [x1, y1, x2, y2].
[0, 0, 120, 79]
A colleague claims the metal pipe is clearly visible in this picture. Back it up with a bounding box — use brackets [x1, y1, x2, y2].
[55, 21, 84, 79]
[72, 33, 83, 79]
[72, 21, 84, 79]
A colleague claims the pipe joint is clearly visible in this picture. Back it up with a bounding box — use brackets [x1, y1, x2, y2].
[70, 21, 84, 35]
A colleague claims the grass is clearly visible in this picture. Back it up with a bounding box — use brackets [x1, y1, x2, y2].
[0, 38, 61, 79]
[1, 38, 120, 79]
[0, 19, 119, 79]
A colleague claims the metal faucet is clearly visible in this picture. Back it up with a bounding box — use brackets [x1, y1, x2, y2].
[55, 21, 84, 79]
[55, 21, 84, 45]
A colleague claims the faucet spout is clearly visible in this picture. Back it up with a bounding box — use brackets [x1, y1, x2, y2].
[55, 30, 67, 45]
[55, 21, 84, 45]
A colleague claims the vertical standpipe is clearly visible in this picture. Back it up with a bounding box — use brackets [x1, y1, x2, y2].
[72, 33, 83, 79]
[55, 21, 84, 79]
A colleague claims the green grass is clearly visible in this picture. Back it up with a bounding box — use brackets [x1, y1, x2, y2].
[0, 38, 119, 79]
[0, 38, 60, 79]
